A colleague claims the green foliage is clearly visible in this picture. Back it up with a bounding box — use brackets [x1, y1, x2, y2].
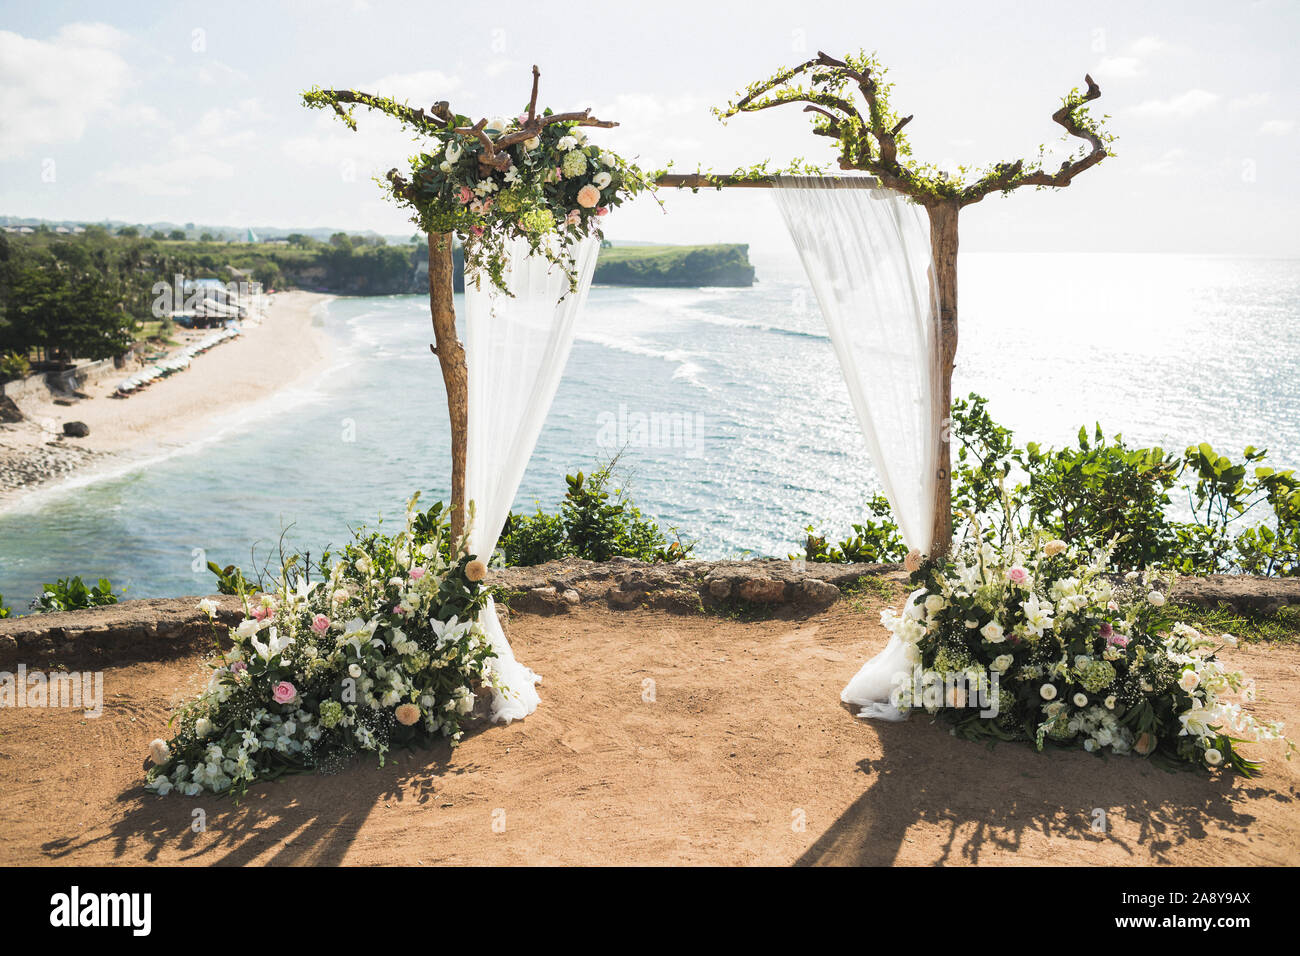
[818, 393, 1299, 576]
[590, 244, 755, 287]
[0, 594, 11, 619]
[36, 576, 120, 613]
[802, 494, 905, 563]
[0, 351, 30, 381]
[207, 561, 253, 596]
[499, 463, 693, 565]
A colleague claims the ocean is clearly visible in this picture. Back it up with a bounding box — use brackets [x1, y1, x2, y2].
[1, 251, 1298, 608]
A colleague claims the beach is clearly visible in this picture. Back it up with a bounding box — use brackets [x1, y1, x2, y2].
[0, 291, 334, 504]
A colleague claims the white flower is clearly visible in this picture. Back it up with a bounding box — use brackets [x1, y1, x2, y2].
[980, 621, 1006, 644]
[348, 663, 362, 678]
[593, 170, 612, 189]
[197, 598, 219, 618]
[1021, 594, 1055, 637]
[484, 116, 508, 138]
[557, 135, 578, 151]
[964, 619, 978, 629]
[149, 739, 171, 764]
[990, 654, 1014, 673]
[524, 136, 540, 151]
[444, 140, 463, 162]
[1083, 739, 1096, 752]
[598, 150, 616, 167]
[924, 595, 946, 614]
[1040, 683, 1058, 701]
[151, 776, 173, 795]
[1147, 590, 1166, 607]
[1221, 633, 1238, 646]
[439, 161, 452, 173]
[1104, 695, 1117, 709]
[1043, 539, 1067, 557]
[1073, 693, 1088, 707]
[195, 717, 213, 738]
[1179, 669, 1200, 692]
[504, 165, 521, 185]
[1204, 748, 1223, 766]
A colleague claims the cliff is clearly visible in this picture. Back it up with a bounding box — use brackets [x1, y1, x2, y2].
[445, 243, 756, 292]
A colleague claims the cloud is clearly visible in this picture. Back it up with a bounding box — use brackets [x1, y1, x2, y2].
[0, 23, 132, 159]
[1140, 147, 1186, 176]
[1229, 92, 1270, 111]
[1129, 89, 1220, 118]
[1258, 119, 1294, 136]
[97, 153, 235, 197]
[363, 70, 460, 104]
[1129, 36, 1165, 57]
[1094, 56, 1144, 80]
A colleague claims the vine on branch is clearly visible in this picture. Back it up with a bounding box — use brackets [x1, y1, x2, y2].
[713, 50, 1116, 206]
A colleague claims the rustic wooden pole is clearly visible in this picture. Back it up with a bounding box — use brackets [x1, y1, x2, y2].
[925, 200, 960, 558]
[427, 231, 468, 543]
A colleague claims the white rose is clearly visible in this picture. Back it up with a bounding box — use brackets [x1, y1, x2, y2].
[593, 171, 612, 189]
[348, 663, 362, 678]
[990, 654, 1014, 673]
[1179, 670, 1200, 692]
[195, 718, 213, 738]
[1073, 693, 1089, 707]
[980, 621, 1005, 644]
[1203, 748, 1223, 766]
[1040, 683, 1058, 701]
[1043, 539, 1067, 557]
[149, 739, 171, 764]
[524, 136, 540, 151]
[439, 161, 452, 173]
[444, 140, 463, 163]
[1147, 590, 1166, 607]
[924, 595, 946, 614]
[557, 135, 577, 151]
[1104, 695, 1117, 709]
[964, 619, 978, 629]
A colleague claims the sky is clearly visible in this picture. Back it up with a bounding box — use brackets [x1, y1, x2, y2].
[1, 0, 1297, 258]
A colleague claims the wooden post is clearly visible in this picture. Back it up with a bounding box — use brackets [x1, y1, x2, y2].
[427, 231, 468, 543]
[925, 200, 960, 559]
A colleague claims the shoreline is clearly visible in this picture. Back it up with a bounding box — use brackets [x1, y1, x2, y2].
[0, 290, 336, 510]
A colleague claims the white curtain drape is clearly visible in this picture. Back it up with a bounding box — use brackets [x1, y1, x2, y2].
[771, 176, 942, 720]
[464, 234, 601, 723]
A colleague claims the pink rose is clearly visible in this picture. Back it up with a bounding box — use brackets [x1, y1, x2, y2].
[576, 184, 601, 208]
[566, 209, 581, 225]
[1108, 633, 1130, 648]
[252, 604, 270, 621]
[596, 206, 609, 216]
[230, 660, 247, 673]
[516, 113, 528, 124]
[469, 225, 484, 237]
[458, 186, 473, 204]
[312, 614, 330, 634]
[1008, 566, 1029, 585]
[272, 681, 297, 705]
[393, 604, 406, 615]
[1098, 622, 1113, 640]
[409, 566, 426, 580]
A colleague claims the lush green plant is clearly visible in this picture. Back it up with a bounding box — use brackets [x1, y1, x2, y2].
[0, 594, 11, 619]
[499, 463, 693, 566]
[36, 576, 120, 613]
[0, 351, 30, 381]
[802, 494, 905, 563]
[817, 393, 1298, 576]
[207, 561, 254, 596]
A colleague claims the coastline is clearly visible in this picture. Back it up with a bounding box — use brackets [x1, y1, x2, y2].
[0, 290, 335, 509]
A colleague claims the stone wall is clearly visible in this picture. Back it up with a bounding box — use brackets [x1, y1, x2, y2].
[2, 561, 1296, 668]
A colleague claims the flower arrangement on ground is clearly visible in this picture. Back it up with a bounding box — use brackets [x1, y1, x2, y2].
[146, 495, 498, 797]
[886, 533, 1292, 775]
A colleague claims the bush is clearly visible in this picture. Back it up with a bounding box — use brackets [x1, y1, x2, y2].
[499, 462, 693, 566]
[36, 576, 120, 613]
[814, 393, 1299, 576]
[1, 351, 30, 381]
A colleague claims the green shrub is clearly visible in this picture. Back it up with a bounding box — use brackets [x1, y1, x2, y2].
[1, 351, 30, 381]
[36, 576, 120, 613]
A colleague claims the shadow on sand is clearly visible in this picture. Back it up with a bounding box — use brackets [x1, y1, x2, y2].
[40, 729, 487, 866]
[797, 720, 1290, 866]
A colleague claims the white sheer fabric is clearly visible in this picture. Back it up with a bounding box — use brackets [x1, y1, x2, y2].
[771, 177, 942, 721]
[464, 234, 601, 723]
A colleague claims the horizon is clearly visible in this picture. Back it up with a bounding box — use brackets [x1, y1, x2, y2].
[1, 0, 1297, 262]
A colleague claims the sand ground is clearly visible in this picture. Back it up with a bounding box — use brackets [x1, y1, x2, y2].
[1, 594, 1295, 867]
[0, 290, 334, 501]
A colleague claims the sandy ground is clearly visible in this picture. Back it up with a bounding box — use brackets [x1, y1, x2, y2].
[1, 594, 1296, 867]
[0, 290, 333, 501]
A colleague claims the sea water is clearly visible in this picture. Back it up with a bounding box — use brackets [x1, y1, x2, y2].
[0, 252, 1297, 607]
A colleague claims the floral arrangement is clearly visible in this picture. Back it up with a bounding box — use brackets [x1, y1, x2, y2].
[886, 535, 1291, 775]
[145, 496, 498, 797]
[302, 72, 658, 292]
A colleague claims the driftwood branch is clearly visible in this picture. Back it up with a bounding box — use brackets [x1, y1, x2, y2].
[961, 74, 1107, 205]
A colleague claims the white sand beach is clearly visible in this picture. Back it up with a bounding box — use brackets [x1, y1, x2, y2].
[0, 290, 335, 501]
